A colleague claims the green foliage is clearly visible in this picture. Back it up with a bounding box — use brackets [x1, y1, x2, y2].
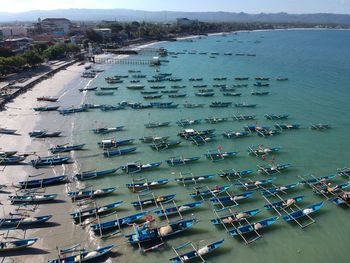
[0, 55, 26, 75]
[0, 47, 14, 58]
[43, 43, 80, 60]
[22, 50, 43, 66]
[85, 29, 103, 43]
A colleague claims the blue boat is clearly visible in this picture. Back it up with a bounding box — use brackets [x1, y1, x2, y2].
[195, 92, 215, 97]
[176, 119, 202, 127]
[166, 156, 201, 166]
[210, 102, 232, 107]
[150, 140, 181, 151]
[175, 174, 216, 184]
[178, 129, 215, 139]
[211, 209, 260, 225]
[48, 245, 114, 263]
[33, 106, 59, 111]
[9, 194, 58, 204]
[274, 123, 300, 130]
[228, 217, 278, 236]
[253, 82, 269, 87]
[258, 163, 291, 174]
[264, 195, 304, 210]
[204, 150, 238, 161]
[49, 143, 85, 153]
[125, 218, 198, 244]
[150, 101, 173, 106]
[222, 131, 250, 139]
[100, 104, 125, 111]
[329, 194, 350, 206]
[58, 106, 87, 115]
[210, 191, 255, 205]
[131, 194, 176, 207]
[70, 201, 124, 222]
[90, 211, 149, 233]
[261, 183, 299, 196]
[248, 145, 281, 156]
[0, 215, 52, 228]
[98, 138, 135, 148]
[68, 187, 117, 200]
[121, 161, 162, 173]
[282, 202, 324, 222]
[169, 93, 187, 98]
[103, 146, 137, 157]
[299, 174, 336, 185]
[92, 126, 124, 134]
[29, 130, 61, 138]
[218, 169, 253, 178]
[75, 168, 118, 180]
[169, 239, 225, 263]
[127, 179, 169, 192]
[314, 181, 350, 195]
[234, 103, 257, 108]
[0, 155, 26, 165]
[31, 155, 71, 167]
[265, 114, 289, 120]
[16, 175, 67, 188]
[145, 121, 171, 128]
[154, 201, 203, 217]
[0, 238, 38, 252]
[190, 185, 231, 198]
[234, 178, 275, 189]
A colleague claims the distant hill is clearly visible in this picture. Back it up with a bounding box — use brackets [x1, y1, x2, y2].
[1, 9, 350, 25]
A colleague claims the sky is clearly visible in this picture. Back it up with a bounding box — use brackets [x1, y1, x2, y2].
[1, 0, 350, 14]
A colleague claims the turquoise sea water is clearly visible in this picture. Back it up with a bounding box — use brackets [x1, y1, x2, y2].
[67, 29, 350, 262]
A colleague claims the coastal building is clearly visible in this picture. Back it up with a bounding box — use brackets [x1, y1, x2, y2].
[3, 37, 33, 52]
[0, 26, 27, 38]
[35, 18, 72, 35]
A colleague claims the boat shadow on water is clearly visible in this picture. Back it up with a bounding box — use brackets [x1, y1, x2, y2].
[13, 221, 61, 230]
[0, 247, 49, 257]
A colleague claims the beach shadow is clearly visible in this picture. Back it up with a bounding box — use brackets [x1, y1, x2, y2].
[18, 222, 61, 230]
[0, 247, 49, 257]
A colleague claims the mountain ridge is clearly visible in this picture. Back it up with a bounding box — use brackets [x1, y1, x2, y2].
[1, 8, 350, 25]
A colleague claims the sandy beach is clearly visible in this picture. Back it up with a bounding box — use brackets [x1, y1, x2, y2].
[0, 63, 97, 262]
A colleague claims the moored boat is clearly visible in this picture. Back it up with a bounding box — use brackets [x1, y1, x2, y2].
[49, 143, 85, 153]
[75, 168, 118, 180]
[31, 155, 71, 167]
[68, 187, 117, 201]
[0, 238, 38, 252]
[282, 202, 324, 222]
[70, 201, 123, 222]
[154, 201, 203, 217]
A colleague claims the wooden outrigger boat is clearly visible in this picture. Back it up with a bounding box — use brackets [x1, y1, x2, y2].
[98, 138, 135, 148]
[166, 156, 201, 166]
[232, 114, 255, 121]
[265, 114, 289, 120]
[9, 194, 58, 204]
[175, 174, 216, 185]
[210, 191, 255, 206]
[248, 145, 281, 156]
[218, 168, 253, 179]
[31, 155, 71, 167]
[0, 155, 26, 165]
[33, 106, 59, 111]
[258, 163, 291, 175]
[261, 182, 299, 196]
[126, 179, 169, 192]
[131, 194, 176, 208]
[154, 201, 203, 217]
[211, 208, 260, 225]
[36, 96, 58, 102]
[0, 238, 38, 252]
[70, 201, 124, 222]
[58, 106, 87, 115]
[274, 123, 300, 130]
[299, 174, 336, 185]
[222, 131, 250, 139]
[121, 161, 162, 173]
[204, 150, 238, 161]
[48, 245, 114, 263]
[310, 123, 331, 130]
[125, 218, 198, 245]
[0, 215, 52, 228]
[169, 239, 225, 263]
[228, 216, 278, 241]
[29, 130, 61, 138]
[176, 119, 201, 127]
[103, 146, 137, 157]
[145, 121, 171, 128]
[234, 178, 276, 190]
[90, 211, 149, 233]
[92, 126, 124, 134]
[75, 168, 118, 180]
[16, 175, 67, 188]
[150, 140, 181, 151]
[0, 128, 17, 135]
[263, 195, 304, 210]
[282, 202, 324, 222]
[190, 185, 231, 199]
[49, 143, 85, 153]
[68, 187, 117, 201]
[139, 136, 169, 143]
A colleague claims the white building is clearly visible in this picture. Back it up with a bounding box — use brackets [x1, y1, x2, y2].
[40, 18, 72, 35]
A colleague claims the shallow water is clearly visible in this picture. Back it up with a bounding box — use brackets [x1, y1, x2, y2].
[66, 29, 350, 263]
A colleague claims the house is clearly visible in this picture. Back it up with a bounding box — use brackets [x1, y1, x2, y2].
[3, 37, 33, 52]
[39, 18, 72, 35]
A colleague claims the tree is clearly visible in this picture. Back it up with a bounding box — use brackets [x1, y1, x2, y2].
[0, 47, 13, 58]
[22, 51, 43, 66]
[85, 29, 103, 43]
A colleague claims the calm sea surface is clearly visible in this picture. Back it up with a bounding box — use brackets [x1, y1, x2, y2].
[66, 29, 350, 263]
